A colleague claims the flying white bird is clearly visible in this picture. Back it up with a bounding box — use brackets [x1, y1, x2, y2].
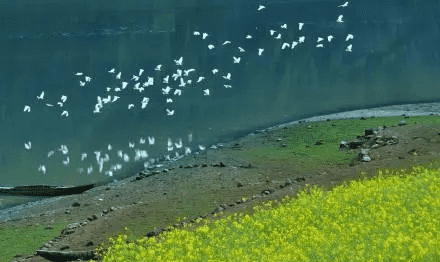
[345, 44, 352, 52]
[197, 76, 205, 83]
[81, 153, 87, 161]
[79, 81, 86, 86]
[257, 5, 265, 11]
[108, 144, 112, 151]
[59, 145, 68, 155]
[114, 87, 121, 92]
[270, 30, 276, 36]
[184, 69, 196, 76]
[174, 89, 182, 96]
[166, 109, 175, 116]
[61, 111, 69, 117]
[258, 48, 264, 56]
[238, 47, 245, 52]
[203, 89, 210, 96]
[198, 145, 206, 151]
[291, 41, 298, 49]
[174, 57, 183, 66]
[337, 15, 344, 23]
[167, 138, 173, 150]
[24, 141, 31, 150]
[38, 165, 46, 175]
[179, 78, 186, 87]
[212, 69, 219, 74]
[317, 37, 324, 42]
[224, 85, 232, 88]
[87, 165, 93, 174]
[148, 136, 155, 145]
[163, 75, 169, 83]
[188, 133, 193, 143]
[275, 33, 282, 39]
[102, 95, 111, 104]
[57, 102, 63, 107]
[185, 147, 191, 155]
[281, 43, 290, 50]
[327, 35, 335, 42]
[112, 96, 120, 102]
[23, 105, 31, 112]
[93, 104, 101, 114]
[48, 150, 55, 158]
[245, 35, 252, 39]
[162, 86, 171, 94]
[298, 36, 305, 43]
[193, 31, 200, 35]
[141, 97, 150, 109]
[108, 68, 115, 73]
[122, 82, 128, 89]
[128, 104, 134, 109]
[85, 76, 92, 82]
[202, 33, 208, 39]
[60, 95, 67, 103]
[37, 91, 45, 100]
[233, 56, 241, 63]
[129, 142, 135, 148]
[338, 1, 349, 7]
[46, 103, 54, 107]
[116, 72, 122, 79]
[299, 23, 304, 30]
[123, 154, 130, 163]
[138, 69, 144, 76]
[208, 44, 215, 50]
[223, 73, 231, 80]
[316, 44, 324, 48]
[155, 64, 162, 71]
[140, 137, 146, 144]
[132, 75, 140, 81]
[74, 72, 83, 76]
[187, 79, 192, 85]
[175, 138, 183, 149]
[117, 150, 123, 158]
[281, 24, 287, 29]
[346, 34, 354, 41]
[62, 156, 70, 166]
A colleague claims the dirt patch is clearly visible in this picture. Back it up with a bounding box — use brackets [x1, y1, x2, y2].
[4, 115, 440, 262]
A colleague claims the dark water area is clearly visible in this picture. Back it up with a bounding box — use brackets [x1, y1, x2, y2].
[0, 0, 439, 192]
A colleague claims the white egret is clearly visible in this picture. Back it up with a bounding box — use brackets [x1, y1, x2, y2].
[202, 33, 208, 39]
[37, 91, 45, 100]
[114, 87, 121, 92]
[328, 35, 335, 42]
[238, 47, 245, 52]
[184, 68, 196, 76]
[93, 104, 101, 114]
[155, 64, 162, 71]
[222, 41, 231, 45]
[281, 24, 287, 29]
[148, 136, 155, 145]
[117, 150, 123, 158]
[38, 165, 46, 175]
[24, 141, 31, 150]
[129, 142, 135, 148]
[87, 165, 93, 174]
[212, 69, 219, 74]
[85, 76, 92, 82]
[79, 81, 85, 86]
[162, 86, 171, 94]
[222, 73, 231, 80]
[316, 44, 324, 48]
[48, 150, 55, 158]
[298, 23, 304, 30]
[198, 145, 206, 151]
[179, 78, 186, 87]
[345, 34, 354, 41]
[174, 89, 182, 96]
[166, 98, 173, 103]
[108, 68, 115, 73]
[185, 147, 191, 155]
[140, 137, 146, 144]
[188, 133, 193, 143]
[122, 82, 128, 89]
[62, 156, 70, 166]
[345, 44, 352, 52]
[128, 104, 134, 109]
[60, 145, 68, 155]
[291, 41, 298, 49]
[193, 31, 200, 36]
[57, 102, 63, 107]
[61, 95, 67, 103]
[203, 89, 210, 96]
[166, 109, 175, 116]
[208, 44, 215, 50]
[174, 57, 183, 66]
[270, 30, 276, 36]
[281, 43, 290, 50]
[233, 56, 241, 63]
[317, 37, 324, 42]
[257, 5, 265, 11]
[197, 76, 205, 83]
[74, 72, 83, 76]
[132, 75, 140, 81]
[337, 15, 344, 23]
[163, 75, 169, 83]
[245, 35, 252, 39]
[46, 103, 54, 107]
[61, 111, 69, 117]
[123, 154, 129, 162]
[108, 144, 112, 151]
[138, 69, 144, 76]
[141, 97, 149, 109]
[112, 96, 120, 102]
[258, 48, 264, 56]
[116, 72, 121, 79]
[81, 153, 87, 161]
[275, 33, 282, 39]
[338, 1, 348, 7]
[23, 105, 31, 112]
[224, 84, 232, 88]
[298, 36, 305, 43]
[187, 79, 192, 85]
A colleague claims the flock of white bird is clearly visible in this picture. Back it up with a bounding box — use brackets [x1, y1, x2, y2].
[21, 2, 354, 178]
